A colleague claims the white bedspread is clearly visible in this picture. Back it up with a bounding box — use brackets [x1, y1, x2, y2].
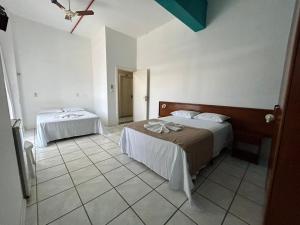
[36, 110, 103, 147]
[120, 116, 233, 203]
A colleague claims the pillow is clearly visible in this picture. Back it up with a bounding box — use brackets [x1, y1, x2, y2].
[38, 109, 63, 114]
[171, 110, 200, 119]
[62, 107, 85, 112]
[193, 113, 230, 123]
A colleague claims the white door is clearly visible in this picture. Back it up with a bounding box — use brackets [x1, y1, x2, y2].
[133, 69, 149, 121]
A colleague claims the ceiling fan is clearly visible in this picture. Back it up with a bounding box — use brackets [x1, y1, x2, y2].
[51, 0, 94, 21]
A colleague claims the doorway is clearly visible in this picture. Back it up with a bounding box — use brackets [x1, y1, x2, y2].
[118, 69, 133, 124]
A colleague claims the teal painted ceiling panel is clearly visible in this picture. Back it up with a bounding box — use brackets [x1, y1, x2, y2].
[155, 0, 207, 32]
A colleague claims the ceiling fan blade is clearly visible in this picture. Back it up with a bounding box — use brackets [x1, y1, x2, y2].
[76, 10, 94, 16]
[51, 0, 65, 9]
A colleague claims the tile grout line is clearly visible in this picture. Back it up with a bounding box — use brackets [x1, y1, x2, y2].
[37, 186, 78, 205]
[197, 154, 252, 225]
[34, 131, 260, 225]
[35, 136, 119, 223]
[214, 161, 266, 190]
[37, 153, 120, 185]
[71, 165, 150, 207]
[38, 131, 198, 225]
[75, 136, 148, 225]
[97, 134, 175, 225]
[45, 205, 84, 225]
[92, 132, 231, 225]
[36, 162, 65, 173]
[220, 162, 251, 225]
[36, 148, 107, 173]
[100, 139, 187, 225]
[206, 176, 242, 193]
[34, 129, 40, 225]
[175, 155, 228, 225]
[54, 141, 94, 225]
[163, 198, 195, 225]
[34, 131, 149, 224]
[35, 157, 146, 204]
[131, 166, 199, 224]
[35, 152, 251, 223]
[192, 154, 227, 194]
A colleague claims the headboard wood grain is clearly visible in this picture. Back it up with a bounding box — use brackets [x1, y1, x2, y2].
[159, 101, 274, 137]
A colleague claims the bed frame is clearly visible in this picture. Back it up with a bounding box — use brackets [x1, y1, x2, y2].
[159, 101, 274, 163]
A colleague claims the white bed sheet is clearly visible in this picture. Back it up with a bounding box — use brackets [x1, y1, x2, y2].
[120, 116, 233, 202]
[36, 110, 103, 147]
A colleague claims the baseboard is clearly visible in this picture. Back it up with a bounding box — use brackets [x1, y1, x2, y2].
[19, 199, 27, 225]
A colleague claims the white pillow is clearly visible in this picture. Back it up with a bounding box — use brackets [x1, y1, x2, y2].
[171, 110, 200, 119]
[62, 107, 85, 112]
[193, 113, 230, 123]
[38, 109, 63, 114]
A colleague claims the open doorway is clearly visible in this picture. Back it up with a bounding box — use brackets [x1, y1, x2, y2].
[118, 69, 133, 124]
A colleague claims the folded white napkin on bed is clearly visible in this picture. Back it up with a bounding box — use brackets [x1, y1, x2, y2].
[59, 113, 84, 119]
[144, 121, 183, 133]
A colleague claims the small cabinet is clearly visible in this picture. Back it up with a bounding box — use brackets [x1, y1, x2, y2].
[232, 131, 263, 164]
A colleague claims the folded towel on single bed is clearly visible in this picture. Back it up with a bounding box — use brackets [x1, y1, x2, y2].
[144, 120, 183, 133]
[59, 113, 84, 119]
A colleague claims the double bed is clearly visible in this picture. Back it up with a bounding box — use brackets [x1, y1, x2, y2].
[120, 114, 233, 202]
[120, 100, 273, 203]
[36, 109, 103, 147]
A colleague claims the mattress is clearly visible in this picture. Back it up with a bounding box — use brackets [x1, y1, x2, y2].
[36, 110, 103, 147]
[120, 116, 233, 202]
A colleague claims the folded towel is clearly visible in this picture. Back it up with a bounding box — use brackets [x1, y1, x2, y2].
[144, 121, 183, 133]
[59, 113, 84, 119]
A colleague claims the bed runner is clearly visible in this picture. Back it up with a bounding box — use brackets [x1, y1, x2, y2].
[125, 119, 214, 175]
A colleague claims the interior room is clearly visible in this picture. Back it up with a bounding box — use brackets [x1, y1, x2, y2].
[0, 0, 299, 225]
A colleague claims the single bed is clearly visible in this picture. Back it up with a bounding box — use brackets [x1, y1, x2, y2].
[36, 110, 103, 147]
[120, 115, 233, 201]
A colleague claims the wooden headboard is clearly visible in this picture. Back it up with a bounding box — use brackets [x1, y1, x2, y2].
[159, 101, 274, 137]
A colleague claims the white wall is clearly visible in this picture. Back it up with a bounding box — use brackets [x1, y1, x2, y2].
[137, 0, 295, 118]
[0, 13, 23, 119]
[106, 27, 137, 125]
[91, 27, 137, 126]
[0, 53, 24, 225]
[12, 16, 94, 129]
[91, 27, 109, 124]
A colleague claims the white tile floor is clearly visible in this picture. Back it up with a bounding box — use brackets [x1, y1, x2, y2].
[24, 126, 267, 225]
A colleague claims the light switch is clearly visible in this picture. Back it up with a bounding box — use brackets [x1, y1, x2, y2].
[76, 93, 80, 97]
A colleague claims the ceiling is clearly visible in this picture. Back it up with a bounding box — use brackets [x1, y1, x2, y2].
[0, 0, 174, 38]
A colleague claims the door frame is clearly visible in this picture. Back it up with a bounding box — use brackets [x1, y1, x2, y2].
[133, 69, 150, 121]
[115, 66, 135, 124]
